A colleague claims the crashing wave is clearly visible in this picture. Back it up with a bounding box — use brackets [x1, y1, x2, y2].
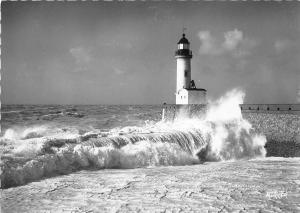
[0, 89, 266, 188]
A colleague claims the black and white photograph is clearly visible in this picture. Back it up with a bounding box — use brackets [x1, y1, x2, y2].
[1, 1, 300, 212]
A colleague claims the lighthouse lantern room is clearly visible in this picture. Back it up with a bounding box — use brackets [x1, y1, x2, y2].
[175, 33, 207, 105]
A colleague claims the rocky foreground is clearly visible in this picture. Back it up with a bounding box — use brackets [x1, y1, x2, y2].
[2, 158, 300, 213]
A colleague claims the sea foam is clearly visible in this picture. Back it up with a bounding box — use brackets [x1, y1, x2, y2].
[0, 89, 266, 188]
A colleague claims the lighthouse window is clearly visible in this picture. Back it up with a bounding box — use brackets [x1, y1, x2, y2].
[184, 71, 187, 77]
[178, 44, 189, 49]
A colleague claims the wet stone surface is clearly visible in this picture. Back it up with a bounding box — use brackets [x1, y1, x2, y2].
[2, 158, 300, 213]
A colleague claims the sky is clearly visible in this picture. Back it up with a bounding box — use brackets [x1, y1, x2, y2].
[2, 1, 300, 104]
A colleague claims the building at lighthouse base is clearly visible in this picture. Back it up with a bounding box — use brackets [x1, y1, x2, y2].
[176, 88, 207, 105]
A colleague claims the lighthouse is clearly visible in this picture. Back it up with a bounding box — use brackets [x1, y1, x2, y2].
[175, 33, 207, 105]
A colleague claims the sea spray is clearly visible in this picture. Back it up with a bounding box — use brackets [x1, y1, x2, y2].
[201, 89, 267, 161]
[154, 90, 266, 161]
[0, 89, 266, 188]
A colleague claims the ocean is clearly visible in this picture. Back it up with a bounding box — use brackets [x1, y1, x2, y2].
[1, 104, 164, 186]
[1, 104, 163, 134]
[1, 95, 266, 188]
[1, 92, 299, 212]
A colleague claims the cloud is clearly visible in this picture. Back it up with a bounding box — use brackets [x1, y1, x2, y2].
[69, 46, 92, 72]
[70, 46, 91, 64]
[198, 31, 221, 55]
[113, 67, 126, 75]
[274, 39, 292, 53]
[198, 29, 256, 58]
[223, 29, 243, 51]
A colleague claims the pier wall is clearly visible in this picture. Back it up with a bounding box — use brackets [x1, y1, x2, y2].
[162, 104, 300, 157]
[162, 104, 207, 121]
[240, 104, 300, 114]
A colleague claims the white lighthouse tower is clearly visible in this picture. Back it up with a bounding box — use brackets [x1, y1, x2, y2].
[175, 33, 207, 105]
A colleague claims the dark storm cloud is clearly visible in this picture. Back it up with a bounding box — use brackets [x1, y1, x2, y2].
[2, 2, 300, 104]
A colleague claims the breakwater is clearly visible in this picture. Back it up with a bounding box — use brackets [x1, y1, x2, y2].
[162, 104, 300, 157]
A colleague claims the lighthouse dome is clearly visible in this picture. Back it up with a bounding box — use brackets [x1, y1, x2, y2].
[175, 33, 192, 58]
[177, 34, 190, 44]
